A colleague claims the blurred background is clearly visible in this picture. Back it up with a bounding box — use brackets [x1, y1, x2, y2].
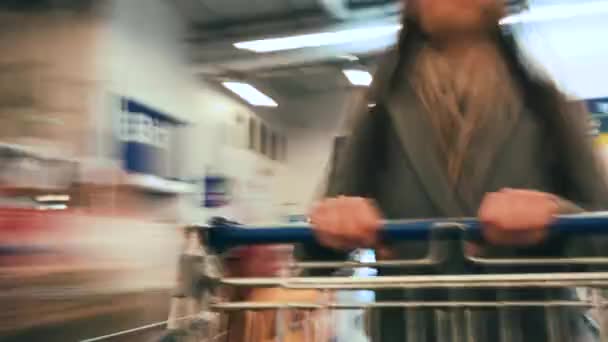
[1, 0, 608, 341]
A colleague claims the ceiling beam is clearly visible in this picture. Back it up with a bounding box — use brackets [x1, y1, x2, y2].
[192, 29, 394, 75]
[185, 11, 334, 44]
[189, 16, 398, 74]
[191, 41, 389, 76]
[251, 56, 377, 78]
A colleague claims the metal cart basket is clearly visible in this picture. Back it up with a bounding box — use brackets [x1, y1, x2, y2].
[85, 214, 608, 342]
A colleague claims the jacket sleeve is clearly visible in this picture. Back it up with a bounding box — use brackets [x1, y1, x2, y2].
[482, 99, 608, 261]
[551, 101, 608, 263]
[556, 101, 608, 210]
[295, 108, 386, 276]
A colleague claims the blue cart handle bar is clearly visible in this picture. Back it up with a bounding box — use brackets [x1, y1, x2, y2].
[205, 213, 608, 251]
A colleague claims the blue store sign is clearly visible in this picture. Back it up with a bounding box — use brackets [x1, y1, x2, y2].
[585, 98, 608, 136]
[119, 98, 186, 177]
[587, 97, 608, 115]
[204, 176, 230, 208]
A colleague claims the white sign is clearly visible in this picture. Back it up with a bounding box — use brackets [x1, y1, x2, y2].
[119, 111, 171, 150]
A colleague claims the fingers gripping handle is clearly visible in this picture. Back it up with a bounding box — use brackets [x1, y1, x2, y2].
[206, 214, 608, 251]
[207, 219, 475, 251]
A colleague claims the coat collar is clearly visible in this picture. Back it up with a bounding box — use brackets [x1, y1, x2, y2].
[384, 79, 524, 216]
[385, 81, 465, 216]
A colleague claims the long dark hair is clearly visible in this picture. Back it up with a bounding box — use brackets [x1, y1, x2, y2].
[370, 16, 567, 132]
[367, 15, 576, 163]
[344, 14, 592, 200]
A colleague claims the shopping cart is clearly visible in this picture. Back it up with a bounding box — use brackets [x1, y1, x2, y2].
[119, 215, 608, 342]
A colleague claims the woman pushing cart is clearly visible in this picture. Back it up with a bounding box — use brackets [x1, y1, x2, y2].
[160, 215, 608, 342]
[298, 0, 608, 341]
[154, 1, 608, 342]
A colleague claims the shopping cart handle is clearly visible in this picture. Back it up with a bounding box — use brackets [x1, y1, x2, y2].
[206, 214, 608, 251]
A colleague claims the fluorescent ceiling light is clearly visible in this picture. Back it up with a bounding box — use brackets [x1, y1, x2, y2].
[339, 54, 359, 61]
[500, 2, 608, 25]
[233, 2, 608, 55]
[222, 82, 278, 107]
[234, 24, 401, 53]
[36, 194, 70, 202]
[343, 69, 373, 87]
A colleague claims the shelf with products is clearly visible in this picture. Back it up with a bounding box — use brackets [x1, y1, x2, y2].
[0, 141, 78, 195]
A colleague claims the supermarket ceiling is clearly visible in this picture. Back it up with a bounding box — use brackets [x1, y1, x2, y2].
[172, 0, 405, 112]
[178, 0, 401, 75]
[177, 0, 528, 72]
[174, 0, 602, 111]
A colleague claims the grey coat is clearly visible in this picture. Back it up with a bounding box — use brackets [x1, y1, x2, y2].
[299, 74, 608, 341]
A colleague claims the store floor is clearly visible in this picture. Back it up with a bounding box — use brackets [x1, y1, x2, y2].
[1, 290, 170, 342]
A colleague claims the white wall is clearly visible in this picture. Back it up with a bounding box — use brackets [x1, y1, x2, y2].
[98, 0, 211, 170]
[278, 89, 363, 214]
[0, 12, 104, 157]
[514, 6, 608, 99]
[93, 0, 287, 223]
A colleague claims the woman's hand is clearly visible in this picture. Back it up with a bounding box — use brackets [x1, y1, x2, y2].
[478, 188, 560, 246]
[310, 196, 382, 251]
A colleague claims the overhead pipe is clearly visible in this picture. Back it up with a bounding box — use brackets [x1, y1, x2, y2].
[318, 0, 401, 20]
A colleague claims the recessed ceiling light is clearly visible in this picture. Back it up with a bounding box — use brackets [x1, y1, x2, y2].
[343, 69, 373, 87]
[339, 54, 359, 61]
